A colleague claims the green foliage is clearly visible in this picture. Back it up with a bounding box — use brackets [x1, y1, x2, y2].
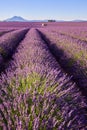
[6, 73, 63, 129]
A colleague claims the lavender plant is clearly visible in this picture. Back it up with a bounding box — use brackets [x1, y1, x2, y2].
[0, 28, 28, 72]
[38, 28, 87, 95]
[0, 29, 14, 37]
[0, 28, 87, 129]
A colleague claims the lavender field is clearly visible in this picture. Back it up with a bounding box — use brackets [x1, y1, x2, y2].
[0, 22, 87, 129]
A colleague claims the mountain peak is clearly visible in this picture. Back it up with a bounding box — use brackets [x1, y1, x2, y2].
[4, 16, 28, 22]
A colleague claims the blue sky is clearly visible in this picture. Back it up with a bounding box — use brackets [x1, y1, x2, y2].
[0, 0, 87, 20]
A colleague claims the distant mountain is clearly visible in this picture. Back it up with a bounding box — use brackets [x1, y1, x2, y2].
[56, 20, 65, 22]
[3, 16, 87, 22]
[4, 16, 29, 22]
[29, 20, 48, 22]
[71, 19, 87, 22]
[4, 16, 48, 22]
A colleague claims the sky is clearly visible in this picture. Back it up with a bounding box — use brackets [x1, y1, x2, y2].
[0, 0, 87, 21]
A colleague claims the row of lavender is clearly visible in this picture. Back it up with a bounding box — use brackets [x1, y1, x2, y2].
[48, 26, 87, 40]
[38, 28, 87, 96]
[0, 28, 28, 73]
[57, 27, 87, 41]
[0, 29, 15, 37]
[1, 21, 87, 30]
[51, 27, 87, 48]
[0, 22, 42, 30]
[0, 28, 87, 129]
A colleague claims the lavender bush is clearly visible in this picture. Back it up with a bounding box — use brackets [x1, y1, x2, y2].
[0, 29, 14, 37]
[38, 28, 87, 96]
[0, 28, 87, 129]
[0, 28, 28, 72]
